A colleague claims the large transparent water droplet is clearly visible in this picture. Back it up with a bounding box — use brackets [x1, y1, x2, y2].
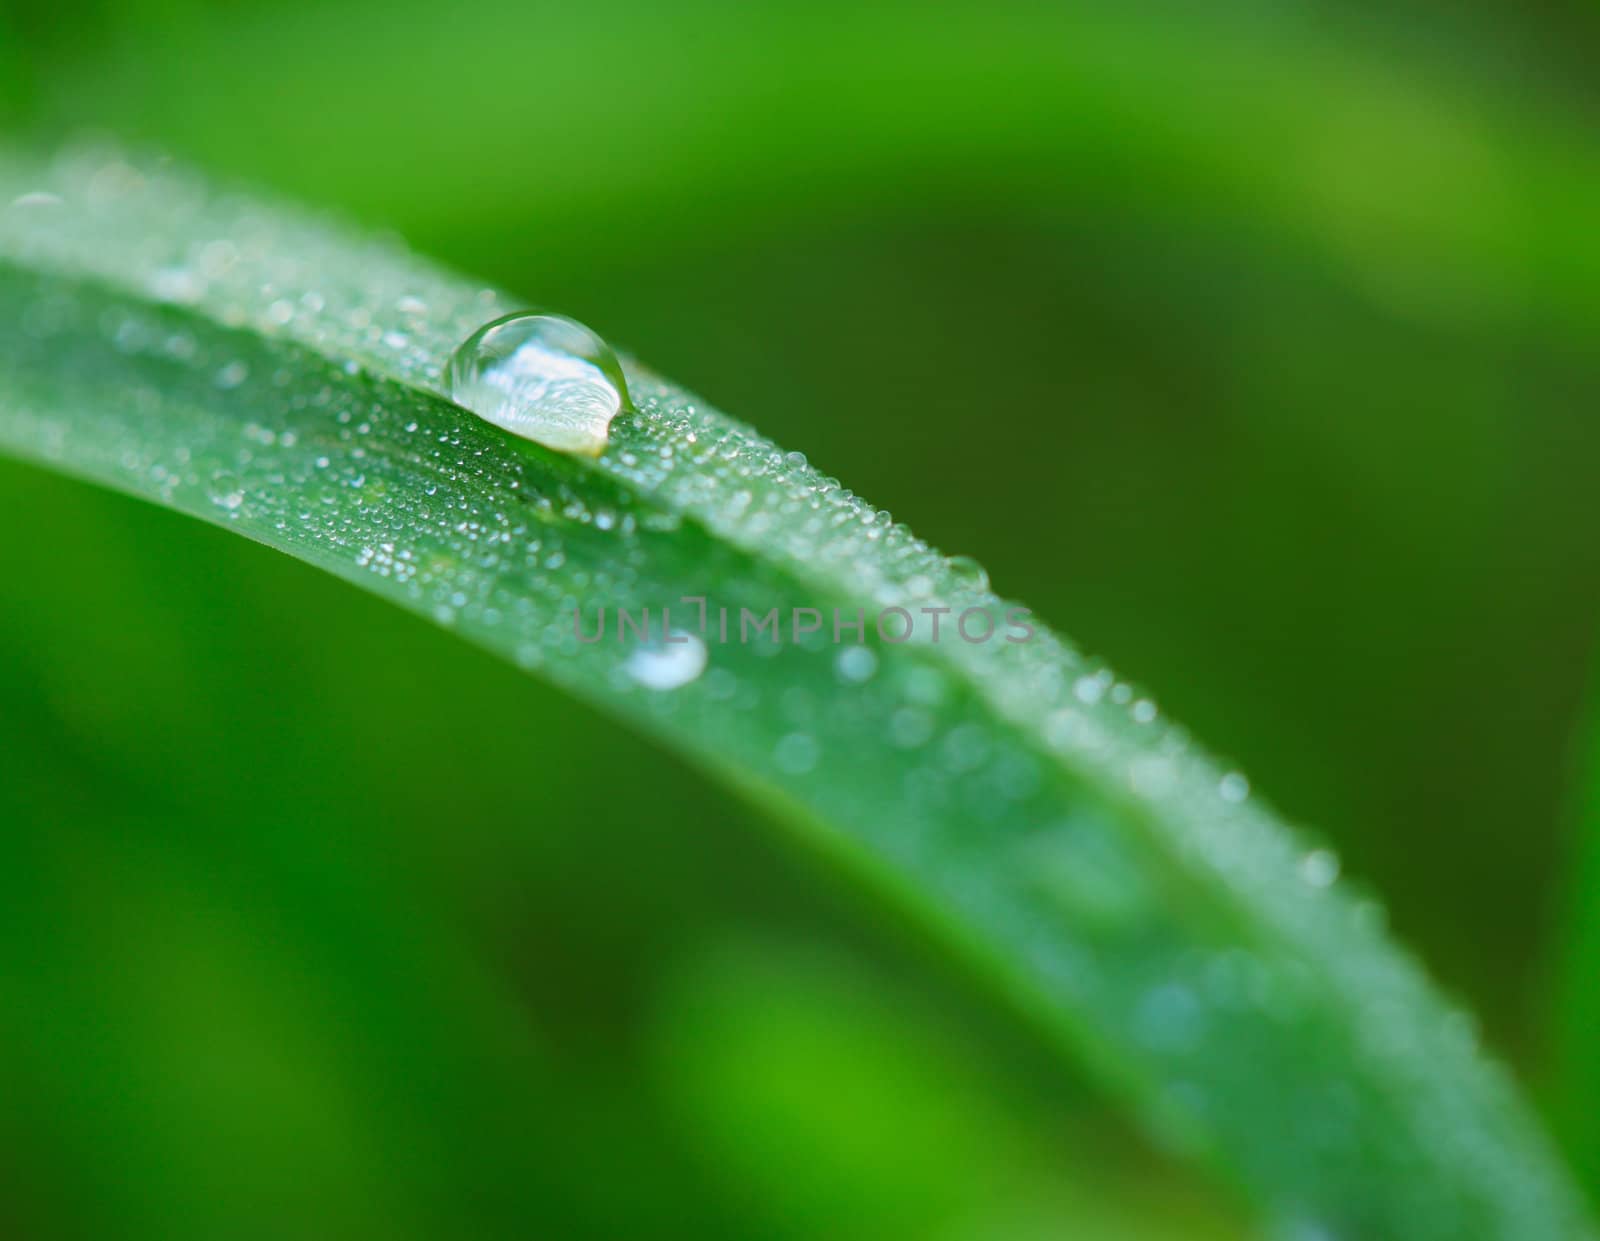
[446, 310, 632, 458]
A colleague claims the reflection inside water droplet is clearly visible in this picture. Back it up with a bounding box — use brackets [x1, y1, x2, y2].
[446, 310, 632, 457]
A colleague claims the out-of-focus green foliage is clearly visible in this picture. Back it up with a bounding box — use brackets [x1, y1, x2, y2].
[2, 0, 1598, 1237]
[1553, 666, 1600, 1199]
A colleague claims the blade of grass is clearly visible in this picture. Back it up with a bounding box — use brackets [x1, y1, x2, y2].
[0, 143, 1592, 1239]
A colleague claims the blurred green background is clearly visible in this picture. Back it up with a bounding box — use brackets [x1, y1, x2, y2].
[3, 0, 1599, 1235]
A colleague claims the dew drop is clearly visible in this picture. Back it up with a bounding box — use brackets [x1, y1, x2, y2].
[446, 310, 632, 458]
[903, 666, 948, 707]
[1219, 771, 1250, 803]
[774, 731, 820, 775]
[835, 645, 879, 684]
[945, 554, 990, 593]
[889, 706, 936, 749]
[1133, 982, 1205, 1053]
[1130, 755, 1177, 798]
[151, 266, 203, 303]
[624, 631, 707, 691]
[1350, 899, 1386, 936]
[1299, 849, 1341, 888]
[1073, 673, 1107, 706]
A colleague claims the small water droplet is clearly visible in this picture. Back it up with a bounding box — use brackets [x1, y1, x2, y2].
[151, 266, 203, 303]
[10, 191, 63, 209]
[197, 240, 238, 277]
[1073, 674, 1107, 705]
[446, 310, 632, 458]
[835, 646, 878, 684]
[945, 554, 990, 593]
[1130, 755, 1177, 798]
[774, 731, 820, 774]
[1300, 849, 1341, 888]
[1134, 982, 1204, 1053]
[1351, 899, 1386, 935]
[624, 631, 706, 691]
[1219, 771, 1250, 803]
[889, 706, 935, 749]
[903, 666, 948, 706]
[214, 360, 249, 389]
[1442, 1008, 1479, 1053]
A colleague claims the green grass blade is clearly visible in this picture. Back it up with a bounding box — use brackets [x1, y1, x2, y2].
[0, 144, 1591, 1239]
